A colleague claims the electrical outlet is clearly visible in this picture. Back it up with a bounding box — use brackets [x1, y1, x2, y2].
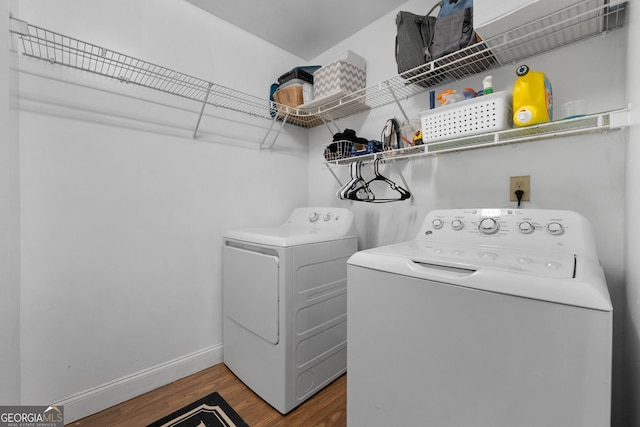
[509, 175, 530, 202]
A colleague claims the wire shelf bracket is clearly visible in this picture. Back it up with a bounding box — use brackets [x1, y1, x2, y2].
[260, 112, 290, 150]
[193, 82, 213, 139]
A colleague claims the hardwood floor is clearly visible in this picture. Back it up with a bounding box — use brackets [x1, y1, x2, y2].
[67, 363, 346, 427]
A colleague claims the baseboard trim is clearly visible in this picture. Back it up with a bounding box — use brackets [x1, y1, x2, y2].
[56, 345, 223, 423]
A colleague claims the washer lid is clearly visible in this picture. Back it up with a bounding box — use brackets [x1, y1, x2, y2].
[348, 240, 612, 311]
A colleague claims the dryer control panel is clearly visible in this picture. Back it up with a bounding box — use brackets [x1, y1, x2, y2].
[284, 207, 357, 237]
[419, 208, 598, 257]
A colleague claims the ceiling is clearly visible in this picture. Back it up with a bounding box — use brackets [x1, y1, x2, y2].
[185, 0, 410, 60]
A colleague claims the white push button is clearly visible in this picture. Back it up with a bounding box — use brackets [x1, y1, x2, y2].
[546, 262, 562, 271]
[479, 251, 498, 260]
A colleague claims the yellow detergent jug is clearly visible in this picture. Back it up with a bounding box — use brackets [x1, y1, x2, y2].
[512, 65, 553, 126]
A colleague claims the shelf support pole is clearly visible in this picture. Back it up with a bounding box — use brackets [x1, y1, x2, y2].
[386, 81, 411, 124]
[324, 163, 345, 187]
[193, 83, 213, 139]
[260, 112, 289, 150]
[323, 119, 341, 138]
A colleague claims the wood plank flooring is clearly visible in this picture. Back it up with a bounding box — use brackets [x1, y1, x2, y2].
[67, 363, 346, 427]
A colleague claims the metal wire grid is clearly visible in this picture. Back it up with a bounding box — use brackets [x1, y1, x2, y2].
[271, 104, 327, 127]
[309, 0, 625, 120]
[324, 144, 429, 166]
[323, 140, 355, 161]
[483, 0, 625, 65]
[10, 18, 273, 121]
[8, 0, 626, 129]
[426, 113, 611, 154]
[324, 111, 619, 166]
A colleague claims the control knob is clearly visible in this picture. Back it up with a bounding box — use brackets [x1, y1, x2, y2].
[323, 213, 332, 221]
[432, 219, 444, 229]
[478, 218, 499, 235]
[309, 212, 319, 223]
[547, 222, 564, 235]
[451, 219, 464, 231]
[518, 221, 535, 234]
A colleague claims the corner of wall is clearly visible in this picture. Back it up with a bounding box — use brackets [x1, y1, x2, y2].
[623, 0, 640, 426]
[0, 0, 22, 405]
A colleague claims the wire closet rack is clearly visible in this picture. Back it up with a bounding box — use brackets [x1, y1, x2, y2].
[8, 0, 627, 138]
[323, 109, 631, 167]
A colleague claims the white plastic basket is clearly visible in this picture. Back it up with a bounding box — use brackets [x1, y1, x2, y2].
[420, 91, 513, 143]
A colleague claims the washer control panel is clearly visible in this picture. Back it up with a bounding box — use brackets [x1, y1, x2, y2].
[303, 210, 339, 223]
[419, 208, 596, 255]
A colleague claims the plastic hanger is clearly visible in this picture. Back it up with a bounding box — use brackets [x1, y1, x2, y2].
[338, 162, 360, 200]
[338, 162, 374, 201]
[338, 160, 411, 203]
[363, 160, 411, 203]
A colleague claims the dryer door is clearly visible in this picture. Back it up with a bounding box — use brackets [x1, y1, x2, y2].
[223, 241, 279, 344]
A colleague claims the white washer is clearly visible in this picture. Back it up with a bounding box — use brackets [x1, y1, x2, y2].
[347, 208, 612, 427]
[223, 207, 357, 414]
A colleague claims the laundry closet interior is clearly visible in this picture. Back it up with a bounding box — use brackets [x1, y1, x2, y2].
[1, 0, 640, 426]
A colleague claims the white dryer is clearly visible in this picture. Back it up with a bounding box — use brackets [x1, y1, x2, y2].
[222, 207, 357, 414]
[347, 208, 612, 427]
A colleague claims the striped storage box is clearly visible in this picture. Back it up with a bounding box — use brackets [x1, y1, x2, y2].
[313, 60, 366, 101]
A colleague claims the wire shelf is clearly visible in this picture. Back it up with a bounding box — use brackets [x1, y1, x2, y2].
[9, 18, 274, 119]
[8, 0, 626, 131]
[323, 110, 627, 166]
[301, 0, 625, 121]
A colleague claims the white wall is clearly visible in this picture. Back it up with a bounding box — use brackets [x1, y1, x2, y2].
[12, 0, 310, 421]
[0, 0, 21, 405]
[625, 0, 640, 425]
[308, 1, 630, 425]
[8, 0, 639, 425]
